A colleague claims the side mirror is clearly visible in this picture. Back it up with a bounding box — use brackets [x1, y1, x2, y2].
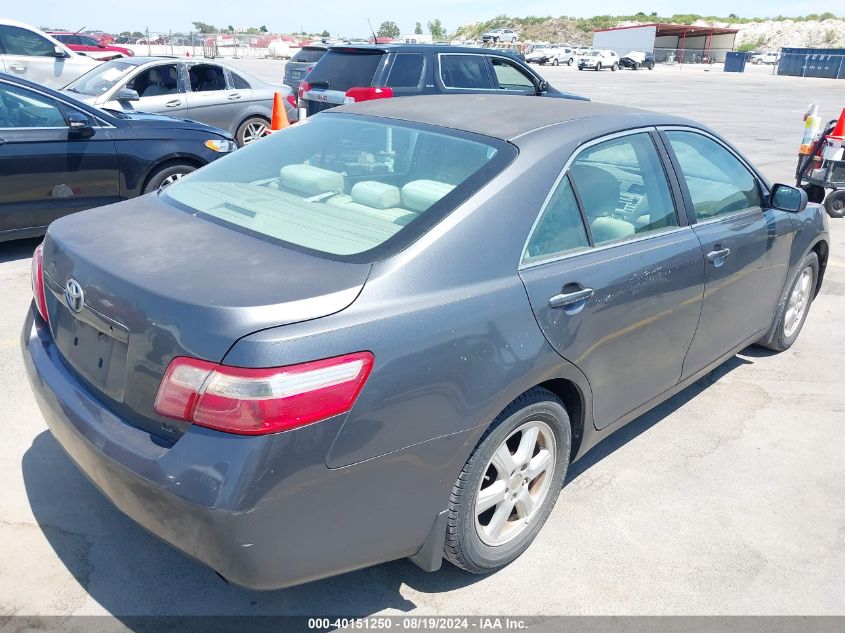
[53, 45, 68, 58]
[116, 87, 140, 102]
[67, 111, 95, 139]
[770, 183, 808, 213]
[537, 79, 549, 94]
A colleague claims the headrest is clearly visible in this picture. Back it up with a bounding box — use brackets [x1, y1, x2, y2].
[401, 180, 455, 212]
[590, 217, 634, 244]
[570, 164, 620, 216]
[350, 181, 401, 209]
[279, 164, 343, 196]
[148, 68, 163, 83]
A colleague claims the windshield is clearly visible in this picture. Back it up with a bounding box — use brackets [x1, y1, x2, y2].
[587, 51, 600, 56]
[163, 115, 515, 262]
[66, 60, 137, 96]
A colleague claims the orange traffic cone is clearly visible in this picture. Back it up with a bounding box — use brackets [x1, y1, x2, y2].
[270, 92, 289, 131]
[829, 107, 845, 139]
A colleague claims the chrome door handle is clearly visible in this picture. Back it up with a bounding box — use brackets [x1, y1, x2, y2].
[9, 65, 26, 72]
[548, 287, 594, 309]
[706, 247, 731, 264]
[0, 138, 6, 147]
[165, 99, 182, 107]
[227, 93, 242, 100]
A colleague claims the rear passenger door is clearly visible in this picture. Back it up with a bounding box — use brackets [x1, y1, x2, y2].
[385, 52, 426, 96]
[660, 128, 795, 379]
[185, 62, 234, 130]
[519, 130, 705, 429]
[436, 53, 496, 94]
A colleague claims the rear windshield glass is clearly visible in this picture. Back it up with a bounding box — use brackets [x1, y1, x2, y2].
[291, 47, 327, 63]
[306, 50, 385, 91]
[162, 114, 514, 262]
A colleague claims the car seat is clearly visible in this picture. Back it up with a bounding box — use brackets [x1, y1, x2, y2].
[194, 67, 224, 92]
[570, 164, 635, 243]
[142, 67, 177, 97]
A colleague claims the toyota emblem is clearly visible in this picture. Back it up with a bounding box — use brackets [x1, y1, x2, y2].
[64, 279, 84, 313]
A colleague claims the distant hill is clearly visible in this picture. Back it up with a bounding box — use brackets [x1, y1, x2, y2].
[452, 13, 845, 50]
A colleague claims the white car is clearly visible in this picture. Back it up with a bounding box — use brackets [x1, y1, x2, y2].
[549, 46, 577, 66]
[525, 43, 552, 63]
[751, 51, 780, 65]
[578, 49, 620, 71]
[482, 29, 518, 43]
[0, 19, 98, 88]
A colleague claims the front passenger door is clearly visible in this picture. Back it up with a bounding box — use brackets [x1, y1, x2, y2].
[488, 56, 538, 95]
[519, 131, 705, 429]
[663, 129, 795, 379]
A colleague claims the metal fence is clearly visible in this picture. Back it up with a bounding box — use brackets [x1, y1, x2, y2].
[120, 30, 298, 59]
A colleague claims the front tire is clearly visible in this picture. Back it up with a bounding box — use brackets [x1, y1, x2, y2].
[596, 62, 602, 71]
[551, 58, 559, 66]
[142, 163, 196, 194]
[444, 388, 571, 574]
[824, 190, 845, 218]
[758, 251, 819, 352]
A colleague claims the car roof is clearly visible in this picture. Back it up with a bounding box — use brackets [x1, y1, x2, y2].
[329, 94, 695, 141]
[326, 44, 522, 58]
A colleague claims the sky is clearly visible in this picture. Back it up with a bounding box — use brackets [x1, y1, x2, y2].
[8, 0, 842, 37]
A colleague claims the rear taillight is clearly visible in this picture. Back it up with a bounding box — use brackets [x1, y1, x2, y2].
[154, 352, 374, 435]
[298, 80, 311, 100]
[31, 243, 48, 323]
[343, 86, 393, 104]
[286, 93, 297, 109]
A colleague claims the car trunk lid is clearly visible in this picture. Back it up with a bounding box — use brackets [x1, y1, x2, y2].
[41, 193, 370, 440]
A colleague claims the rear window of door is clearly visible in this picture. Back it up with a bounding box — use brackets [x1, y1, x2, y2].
[569, 132, 678, 245]
[489, 56, 536, 93]
[306, 50, 386, 92]
[439, 54, 493, 89]
[189, 64, 226, 92]
[0, 25, 55, 56]
[665, 130, 763, 221]
[0, 82, 66, 128]
[387, 53, 424, 88]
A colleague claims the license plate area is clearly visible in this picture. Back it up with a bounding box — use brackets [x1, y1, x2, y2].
[291, 71, 301, 79]
[53, 305, 129, 401]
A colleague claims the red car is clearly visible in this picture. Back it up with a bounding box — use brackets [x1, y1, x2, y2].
[48, 32, 133, 60]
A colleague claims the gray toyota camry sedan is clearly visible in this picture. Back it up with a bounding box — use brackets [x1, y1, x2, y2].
[23, 95, 829, 590]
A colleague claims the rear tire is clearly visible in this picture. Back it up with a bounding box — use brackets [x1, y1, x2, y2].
[611, 62, 619, 71]
[648, 61, 655, 70]
[567, 57, 573, 66]
[444, 388, 571, 574]
[758, 251, 819, 352]
[142, 163, 196, 194]
[824, 190, 845, 218]
[633, 62, 640, 70]
[236, 116, 269, 146]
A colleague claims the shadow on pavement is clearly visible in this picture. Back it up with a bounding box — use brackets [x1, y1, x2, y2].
[0, 238, 41, 265]
[22, 352, 753, 620]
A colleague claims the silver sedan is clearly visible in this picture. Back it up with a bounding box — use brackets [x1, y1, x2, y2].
[62, 57, 298, 145]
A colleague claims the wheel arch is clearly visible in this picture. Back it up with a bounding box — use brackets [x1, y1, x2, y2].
[140, 155, 206, 193]
[811, 238, 829, 297]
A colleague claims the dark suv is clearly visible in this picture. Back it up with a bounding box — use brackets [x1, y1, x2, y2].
[283, 44, 328, 98]
[298, 44, 586, 116]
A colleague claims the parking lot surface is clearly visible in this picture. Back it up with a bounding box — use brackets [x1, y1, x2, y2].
[1, 60, 844, 617]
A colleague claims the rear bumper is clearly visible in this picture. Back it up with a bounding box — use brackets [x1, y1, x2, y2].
[22, 307, 469, 589]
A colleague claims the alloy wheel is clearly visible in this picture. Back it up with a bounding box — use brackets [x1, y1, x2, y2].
[242, 121, 268, 144]
[474, 420, 556, 547]
[784, 267, 813, 338]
